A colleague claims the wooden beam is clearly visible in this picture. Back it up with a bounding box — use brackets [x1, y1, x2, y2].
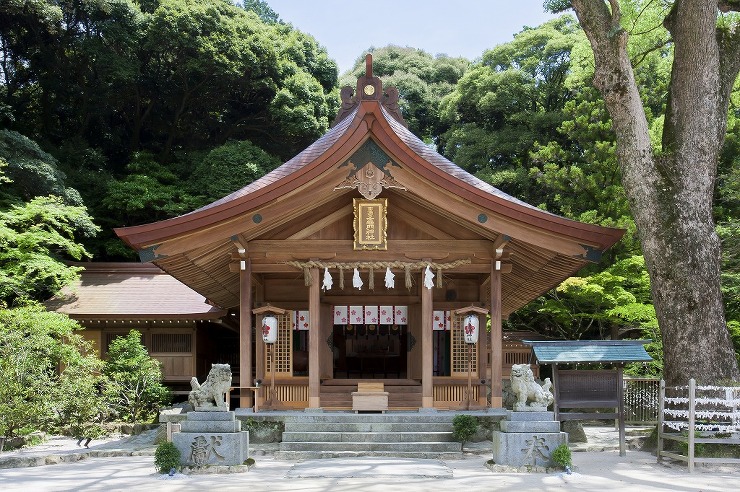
[287, 204, 352, 239]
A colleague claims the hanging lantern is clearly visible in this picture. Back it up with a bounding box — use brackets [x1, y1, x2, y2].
[262, 315, 278, 344]
[463, 314, 479, 344]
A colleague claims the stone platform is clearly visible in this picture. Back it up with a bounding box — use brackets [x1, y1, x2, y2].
[492, 411, 567, 467]
[172, 411, 249, 467]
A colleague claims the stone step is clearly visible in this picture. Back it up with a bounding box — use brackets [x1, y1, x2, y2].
[280, 414, 458, 424]
[274, 450, 463, 460]
[282, 431, 455, 443]
[499, 420, 561, 433]
[284, 422, 453, 433]
[279, 441, 461, 453]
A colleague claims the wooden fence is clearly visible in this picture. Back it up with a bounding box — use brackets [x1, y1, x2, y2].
[657, 378, 740, 472]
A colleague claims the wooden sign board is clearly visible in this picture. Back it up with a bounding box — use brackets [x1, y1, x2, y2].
[353, 198, 387, 250]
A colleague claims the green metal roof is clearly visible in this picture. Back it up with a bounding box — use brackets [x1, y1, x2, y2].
[522, 340, 653, 364]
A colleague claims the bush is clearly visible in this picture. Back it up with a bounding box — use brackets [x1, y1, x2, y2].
[0, 304, 105, 438]
[452, 414, 478, 447]
[103, 330, 170, 422]
[154, 441, 181, 474]
[551, 443, 572, 469]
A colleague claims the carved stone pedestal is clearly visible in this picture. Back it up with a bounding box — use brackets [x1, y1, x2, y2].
[492, 411, 566, 467]
[172, 411, 249, 467]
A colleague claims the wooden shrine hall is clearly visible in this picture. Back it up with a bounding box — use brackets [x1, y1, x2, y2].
[115, 55, 624, 411]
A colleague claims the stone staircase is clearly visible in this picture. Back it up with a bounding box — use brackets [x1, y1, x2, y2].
[274, 413, 463, 460]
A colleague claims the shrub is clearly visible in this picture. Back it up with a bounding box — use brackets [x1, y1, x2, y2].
[452, 414, 478, 447]
[154, 441, 181, 474]
[551, 443, 572, 469]
[103, 330, 171, 422]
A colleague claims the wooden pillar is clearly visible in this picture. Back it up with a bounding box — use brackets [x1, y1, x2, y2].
[490, 262, 503, 408]
[308, 266, 321, 408]
[253, 284, 265, 408]
[478, 284, 489, 406]
[421, 270, 434, 408]
[239, 259, 253, 409]
[477, 312, 487, 406]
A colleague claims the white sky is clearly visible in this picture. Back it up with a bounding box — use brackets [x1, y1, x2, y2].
[266, 0, 559, 73]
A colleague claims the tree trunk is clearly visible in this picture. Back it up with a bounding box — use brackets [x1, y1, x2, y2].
[571, 0, 739, 385]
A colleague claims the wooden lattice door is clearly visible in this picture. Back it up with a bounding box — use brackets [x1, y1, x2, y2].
[450, 315, 478, 378]
[264, 312, 293, 377]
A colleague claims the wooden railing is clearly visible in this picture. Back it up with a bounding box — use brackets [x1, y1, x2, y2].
[262, 378, 309, 408]
[433, 379, 481, 408]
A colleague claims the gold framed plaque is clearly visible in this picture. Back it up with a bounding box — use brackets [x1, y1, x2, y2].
[353, 198, 387, 250]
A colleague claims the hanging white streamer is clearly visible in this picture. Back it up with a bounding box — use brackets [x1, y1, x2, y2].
[322, 268, 333, 291]
[352, 268, 363, 290]
[384, 267, 395, 289]
[423, 265, 434, 289]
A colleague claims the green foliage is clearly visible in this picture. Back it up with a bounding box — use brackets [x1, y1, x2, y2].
[103, 330, 170, 423]
[0, 130, 82, 206]
[189, 140, 280, 207]
[0, 303, 104, 438]
[440, 15, 581, 196]
[0, 194, 98, 305]
[244, 457, 255, 469]
[101, 152, 201, 225]
[550, 443, 572, 468]
[451, 414, 478, 446]
[154, 441, 181, 473]
[343, 45, 470, 141]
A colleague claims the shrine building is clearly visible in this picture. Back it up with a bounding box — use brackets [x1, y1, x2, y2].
[79, 56, 623, 411]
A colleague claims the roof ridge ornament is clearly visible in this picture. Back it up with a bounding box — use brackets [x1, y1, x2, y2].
[331, 54, 408, 128]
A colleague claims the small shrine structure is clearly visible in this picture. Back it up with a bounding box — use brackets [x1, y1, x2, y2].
[524, 339, 653, 455]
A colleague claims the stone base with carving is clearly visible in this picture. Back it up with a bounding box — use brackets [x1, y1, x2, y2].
[492, 411, 567, 468]
[172, 411, 249, 467]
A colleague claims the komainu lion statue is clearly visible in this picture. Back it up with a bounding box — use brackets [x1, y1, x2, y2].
[510, 363, 554, 411]
[188, 363, 232, 411]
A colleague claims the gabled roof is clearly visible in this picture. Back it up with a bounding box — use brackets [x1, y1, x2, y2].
[523, 340, 653, 364]
[114, 58, 624, 314]
[44, 263, 226, 321]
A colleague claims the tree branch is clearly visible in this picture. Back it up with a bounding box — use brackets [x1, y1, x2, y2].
[718, 0, 740, 12]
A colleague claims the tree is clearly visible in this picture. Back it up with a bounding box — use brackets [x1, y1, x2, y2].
[0, 303, 104, 439]
[439, 16, 580, 202]
[103, 330, 170, 423]
[189, 139, 280, 207]
[548, 0, 740, 383]
[343, 45, 470, 142]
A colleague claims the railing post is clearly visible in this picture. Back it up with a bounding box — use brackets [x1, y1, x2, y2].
[688, 378, 696, 473]
[657, 379, 665, 463]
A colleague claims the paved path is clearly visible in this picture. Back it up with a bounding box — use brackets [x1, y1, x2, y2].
[1, 428, 738, 491]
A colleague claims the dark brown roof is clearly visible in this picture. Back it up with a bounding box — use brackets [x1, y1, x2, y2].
[44, 263, 226, 320]
[113, 70, 624, 315]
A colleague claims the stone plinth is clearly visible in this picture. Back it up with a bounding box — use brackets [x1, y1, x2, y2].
[172, 411, 249, 467]
[492, 411, 567, 468]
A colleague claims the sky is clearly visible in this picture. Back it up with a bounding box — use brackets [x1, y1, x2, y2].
[266, 1, 559, 73]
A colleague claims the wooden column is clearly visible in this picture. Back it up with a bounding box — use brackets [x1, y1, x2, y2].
[308, 266, 321, 408]
[239, 259, 253, 409]
[253, 284, 268, 406]
[421, 270, 434, 408]
[490, 261, 503, 408]
[478, 284, 489, 406]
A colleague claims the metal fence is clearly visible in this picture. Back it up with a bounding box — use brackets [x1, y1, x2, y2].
[623, 377, 660, 425]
